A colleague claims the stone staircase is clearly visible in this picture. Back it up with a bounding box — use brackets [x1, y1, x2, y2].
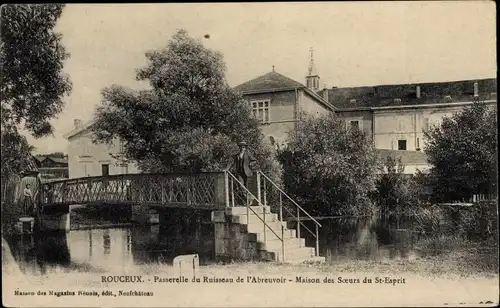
[212, 205, 325, 263]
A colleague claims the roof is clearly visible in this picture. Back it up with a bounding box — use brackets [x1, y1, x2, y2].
[234, 71, 305, 93]
[21, 156, 39, 176]
[234, 70, 336, 110]
[376, 149, 428, 166]
[321, 78, 497, 109]
[35, 155, 68, 164]
[64, 119, 94, 139]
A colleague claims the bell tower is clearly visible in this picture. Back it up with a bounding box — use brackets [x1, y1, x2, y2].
[306, 47, 320, 91]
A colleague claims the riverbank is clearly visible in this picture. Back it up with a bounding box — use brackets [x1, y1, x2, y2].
[3, 259, 499, 307]
[3, 236, 498, 307]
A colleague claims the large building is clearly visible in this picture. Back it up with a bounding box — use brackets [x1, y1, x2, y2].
[325, 78, 497, 152]
[65, 51, 497, 178]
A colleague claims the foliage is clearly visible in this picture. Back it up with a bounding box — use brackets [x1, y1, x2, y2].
[373, 155, 422, 217]
[92, 30, 280, 179]
[1, 4, 71, 137]
[424, 102, 497, 202]
[278, 112, 379, 216]
[0, 132, 35, 180]
[1, 4, 70, 230]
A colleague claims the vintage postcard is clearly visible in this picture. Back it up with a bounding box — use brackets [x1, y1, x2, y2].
[1, 2, 498, 307]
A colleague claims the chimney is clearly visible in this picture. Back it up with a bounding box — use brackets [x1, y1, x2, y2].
[322, 83, 329, 101]
[416, 85, 421, 99]
[74, 119, 83, 129]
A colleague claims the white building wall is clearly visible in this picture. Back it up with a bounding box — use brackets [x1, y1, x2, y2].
[67, 129, 140, 178]
[373, 103, 496, 151]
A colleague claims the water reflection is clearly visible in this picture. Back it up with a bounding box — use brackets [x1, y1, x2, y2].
[7, 215, 431, 275]
[299, 216, 423, 262]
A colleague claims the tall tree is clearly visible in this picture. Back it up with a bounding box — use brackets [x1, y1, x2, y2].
[1, 5, 71, 230]
[1, 4, 71, 137]
[1, 4, 71, 178]
[424, 102, 497, 202]
[278, 113, 379, 216]
[93, 30, 279, 177]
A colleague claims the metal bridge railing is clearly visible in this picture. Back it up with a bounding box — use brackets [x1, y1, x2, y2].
[40, 172, 227, 209]
[257, 171, 322, 257]
[224, 170, 285, 261]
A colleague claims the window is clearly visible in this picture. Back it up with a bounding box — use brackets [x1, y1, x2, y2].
[398, 140, 407, 151]
[251, 100, 270, 123]
[102, 164, 109, 176]
[350, 120, 360, 130]
[416, 138, 420, 150]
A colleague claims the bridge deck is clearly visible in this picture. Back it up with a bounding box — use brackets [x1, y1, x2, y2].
[40, 172, 228, 210]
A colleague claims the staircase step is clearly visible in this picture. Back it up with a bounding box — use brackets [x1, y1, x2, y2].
[247, 228, 296, 241]
[246, 221, 287, 233]
[257, 237, 305, 251]
[259, 246, 316, 262]
[226, 206, 271, 216]
[231, 213, 278, 224]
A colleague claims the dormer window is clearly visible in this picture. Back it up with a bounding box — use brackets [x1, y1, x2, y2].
[444, 95, 452, 101]
[349, 99, 357, 104]
[394, 98, 402, 103]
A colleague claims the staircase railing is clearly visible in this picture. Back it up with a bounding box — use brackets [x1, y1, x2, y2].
[225, 171, 286, 261]
[257, 171, 322, 257]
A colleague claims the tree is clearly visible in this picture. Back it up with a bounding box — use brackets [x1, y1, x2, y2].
[1, 5, 71, 232]
[1, 4, 71, 179]
[278, 112, 379, 216]
[92, 30, 280, 177]
[424, 102, 497, 202]
[1, 4, 71, 137]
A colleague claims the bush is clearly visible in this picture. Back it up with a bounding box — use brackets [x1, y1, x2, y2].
[278, 112, 379, 216]
[373, 155, 423, 217]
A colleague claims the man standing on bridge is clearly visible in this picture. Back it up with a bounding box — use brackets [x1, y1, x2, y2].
[225, 141, 258, 205]
[23, 183, 33, 216]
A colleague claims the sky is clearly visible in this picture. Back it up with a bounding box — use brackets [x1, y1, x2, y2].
[23, 2, 497, 154]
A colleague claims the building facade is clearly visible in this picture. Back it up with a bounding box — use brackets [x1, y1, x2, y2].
[233, 68, 335, 147]
[34, 155, 69, 180]
[329, 79, 497, 152]
[65, 120, 140, 178]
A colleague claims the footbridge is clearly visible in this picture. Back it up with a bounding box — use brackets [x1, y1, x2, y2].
[39, 171, 324, 263]
[40, 172, 229, 210]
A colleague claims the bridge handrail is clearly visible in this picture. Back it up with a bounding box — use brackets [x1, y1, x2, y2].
[257, 171, 322, 228]
[42, 172, 226, 185]
[225, 171, 284, 258]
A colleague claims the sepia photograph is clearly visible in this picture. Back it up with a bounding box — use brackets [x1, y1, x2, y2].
[1, 2, 498, 307]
